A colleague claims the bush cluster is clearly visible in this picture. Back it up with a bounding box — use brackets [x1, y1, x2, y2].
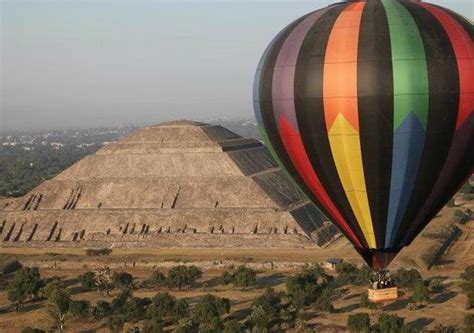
[335, 262, 372, 286]
[219, 266, 257, 288]
[460, 265, 474, 309]
[1, 260, 23, 275]
[85, 248, 112, 256]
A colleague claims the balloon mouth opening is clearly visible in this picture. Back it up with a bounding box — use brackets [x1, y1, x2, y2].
[355, 248, 398, 272]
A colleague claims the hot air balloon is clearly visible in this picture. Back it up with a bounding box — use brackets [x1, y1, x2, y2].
[253, 0, 473, 275]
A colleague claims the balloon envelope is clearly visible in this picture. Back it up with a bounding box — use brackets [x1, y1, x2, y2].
[253, 0, 473, 270]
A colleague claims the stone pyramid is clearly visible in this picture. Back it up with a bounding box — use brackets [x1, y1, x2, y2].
[0, 120, 339, 249]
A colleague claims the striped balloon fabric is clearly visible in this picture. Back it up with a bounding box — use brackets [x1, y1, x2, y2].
[253, 0, 473, 270]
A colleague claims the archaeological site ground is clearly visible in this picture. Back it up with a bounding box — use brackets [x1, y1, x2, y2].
[0, 121, 472, 332]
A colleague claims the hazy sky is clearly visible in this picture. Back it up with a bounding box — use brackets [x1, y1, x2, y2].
[1, 0, 472, 131]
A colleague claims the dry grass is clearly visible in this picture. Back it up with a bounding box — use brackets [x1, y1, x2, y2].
[0, 201, 472, 332]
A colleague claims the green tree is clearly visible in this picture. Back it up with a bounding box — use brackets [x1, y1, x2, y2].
[7, 267, 44, 311]
[112, 271, 134, 289]
[147, 292, 176, 320]
[2, 260, 23, 275]
[142, 319, 164, 333]
[223, 319, 243, 333]
[335, 262, 358, 285]
[42, 280, 71, 331]
[360, 293, 377, 310]
[378, 313, 404, 333]
[411, 281, 429, 305]
[219, 271, 234, 285]
[173, 299, 190, 323]
[193, 294, 230, 331]
[428, 278, 444, 293]
[347, 313, 371, 333]
[174, 318, 197, 333]
[111, 288, 132, 312]
[107, 314, 126, 333]
[460, 265, 474, 282]
[147, 271, 166, 288]
[465, 314, 474, 333]
[78, 271, 96, 291]
[68, 300, 90, 318]
[166, 265, 202, 290]
[355, 265, 374, 285]
[460, 265, 474, 309]
[232, 266, 257, 288]
[395, 268, 423, 288]
[249, 287, 282, 329]
[286, 265, 331, 308]
[90, 300, 112, 319]
[120, 296, 151, 322]
[314, 288, 334, 313]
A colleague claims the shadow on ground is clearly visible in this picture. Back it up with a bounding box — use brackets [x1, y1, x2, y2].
[430, 291, 457, 304]
[408, 317, 434, 330]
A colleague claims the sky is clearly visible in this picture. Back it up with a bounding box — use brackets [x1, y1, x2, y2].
[1, 0, 473, 131]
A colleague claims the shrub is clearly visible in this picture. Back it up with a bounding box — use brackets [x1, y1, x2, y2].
[454, 209, 466, 218]
[146, 292, 189, 323]
[20, 328, 45, 333]
[313, 288, 334, 313]
[69, 300, 90, 318]
[120, 296, 151, 322]
[460, 265, 474, 309]
[90, 300, 112, 319]
[428, 278, 444, 293]
[406, 302, 423, 311]
[335, 262, 358, 284]
[112, 271, 133, 289]
[464, 291, 474, 310]
[224, 319, 243, 333]
[411, 280, 429, 305]
[355, 265, 374, 286]
[147, 292, 176, 320]
[465, 314, 474, 333]
[78, 271, 96, 291]
[249, 287, 282, 329]
[460, 265, 474, 282]
[174, 318, 197, 333]
[286, 265, 331, 308]
[147, 271, 166, 288]
[2, 260, 23, 275]
[219, 271, 234, 285]
[166, 265, 202, 290]
[111, 288, 131, 312]
[174, 299, 190, 322]
[459, 182, 472, 194]
[142, 319, 164, 333]
[463, 193, 474, 201]
[232, 266, 257, 288]
[432, 324, 456, 333]
[7, 267, 44, 310]
[193, 294, 230, 331]
[85, 248, 112, 256]
[378, 313, 404, 333]
[347, 313, 370, 333]
[107, 314, 126, 333]
[395, 268, 422, 288]
[360, 293, 377, 310]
